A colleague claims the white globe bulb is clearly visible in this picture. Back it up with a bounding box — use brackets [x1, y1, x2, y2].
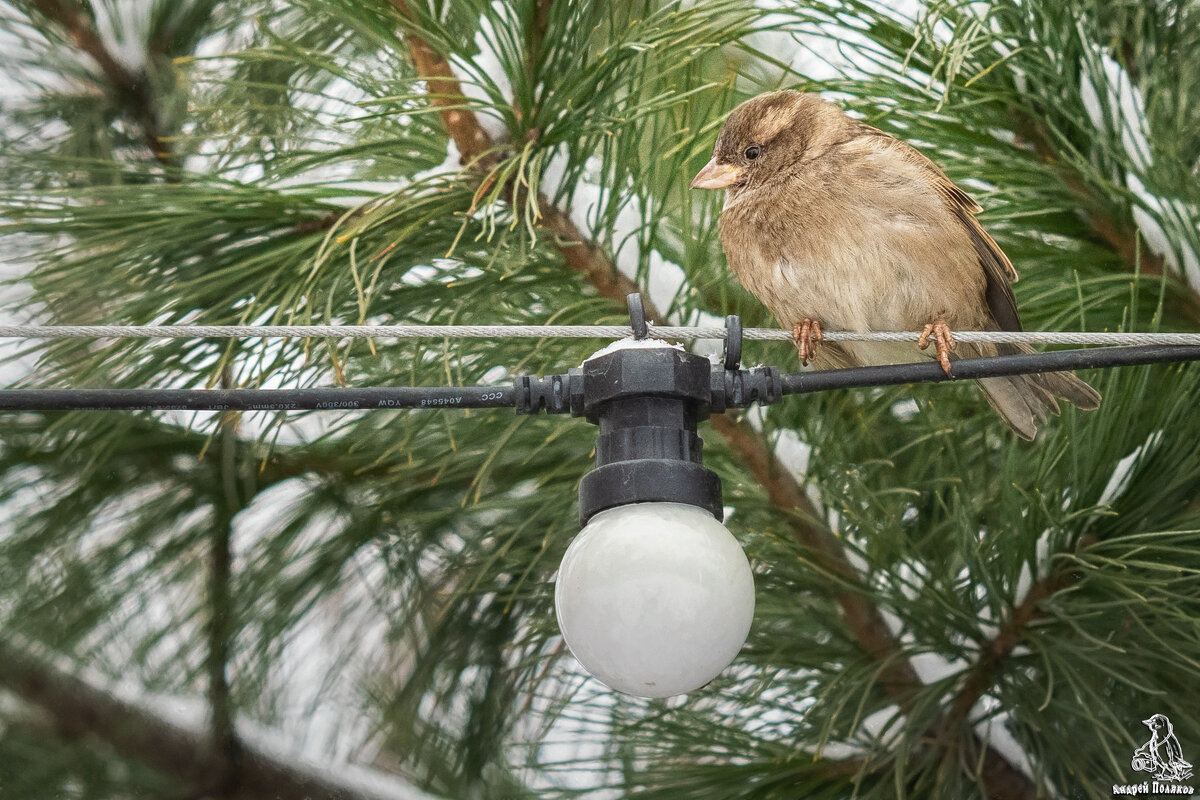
[555, 502, 755, 698]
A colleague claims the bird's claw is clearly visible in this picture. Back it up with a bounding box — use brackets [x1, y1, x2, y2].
[792, 318, 823, 366]
[918, 318, 956, 374]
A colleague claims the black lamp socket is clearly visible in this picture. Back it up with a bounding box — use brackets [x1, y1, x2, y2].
[575, 346, 723, 525]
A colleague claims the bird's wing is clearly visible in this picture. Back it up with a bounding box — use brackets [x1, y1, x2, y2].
[847, 122, 1022, 332]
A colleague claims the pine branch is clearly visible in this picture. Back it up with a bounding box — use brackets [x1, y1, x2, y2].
[715, 414, 1041, 799]
[29, 0, 176, 168]
[1, 412, 416, 488]
[946, 582, 1056, 733]
[387, 1, 641, 300]
[536, 203, 643, 298]
[712, 415, 918, 692]
[0, 637, 440, 800]
[944, 534, 1098, 740]
[1015, 115, 1200, 322]
[388, 10, 1041, 799]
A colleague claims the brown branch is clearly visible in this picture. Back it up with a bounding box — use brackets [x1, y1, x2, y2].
[515, 0, 554, 130]
[0, 638, 441, 800]
[390, 0, 494, 167]
[1015, 115, 1200, 323]
[714, 413, 1043, 800]
[30, 0, 175, 168]
[709, 413, 921, 695]
[934, 536, 1101, 799]
[389, 11, 1040, 799]
[946, 580, 1057, 733]
[531, 0, 554, 56]
[944, 535, 1097, 742]
[934, 578, 1068, 800]
[536, 202, 642, 298]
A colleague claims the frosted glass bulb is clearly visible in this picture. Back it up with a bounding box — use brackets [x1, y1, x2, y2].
[555, 502, 755, 698]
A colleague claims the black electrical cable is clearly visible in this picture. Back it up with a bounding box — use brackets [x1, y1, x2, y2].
[779, 344, 1200, 395]
[0, 386, 515, 412]
[0, 345, 1196, 412]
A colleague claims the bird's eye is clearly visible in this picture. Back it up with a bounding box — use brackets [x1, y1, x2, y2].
[744, 145, 762, 160]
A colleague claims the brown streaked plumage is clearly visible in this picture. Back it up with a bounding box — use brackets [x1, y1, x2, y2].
[691, 90, 1100, 440]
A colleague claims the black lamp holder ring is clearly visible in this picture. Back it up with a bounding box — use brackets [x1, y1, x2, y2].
[627, 293, 649, 340]
[724, 314, 743, 371]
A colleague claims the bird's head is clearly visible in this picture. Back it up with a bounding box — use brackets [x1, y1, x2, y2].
[690, 90, 845, 194]
[1144, 714, 1171, 734]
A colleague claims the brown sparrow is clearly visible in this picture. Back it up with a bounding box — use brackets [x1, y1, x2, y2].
[691, 90, 1100, 439]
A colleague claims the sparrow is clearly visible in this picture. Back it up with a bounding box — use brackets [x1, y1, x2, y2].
[691, 90, 1100, 439]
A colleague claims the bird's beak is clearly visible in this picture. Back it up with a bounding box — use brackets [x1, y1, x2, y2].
[690, 159, 744, 190]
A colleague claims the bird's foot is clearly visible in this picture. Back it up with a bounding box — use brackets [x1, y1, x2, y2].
[918, 317, 956, 374]
[792, 318, 823, 366]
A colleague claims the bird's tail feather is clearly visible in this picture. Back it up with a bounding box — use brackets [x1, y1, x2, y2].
[975, 343, 1100, 440]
